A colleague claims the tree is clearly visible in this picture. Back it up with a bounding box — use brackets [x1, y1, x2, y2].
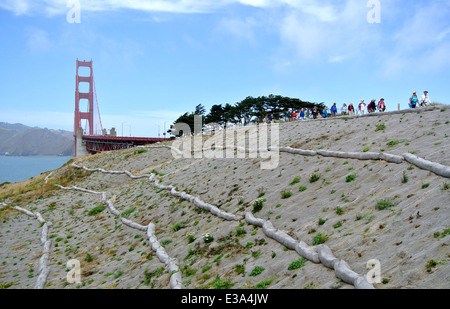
[171, 95, 325, 136]
[195, 104, 206, 116]
[205, 104, 225, 126]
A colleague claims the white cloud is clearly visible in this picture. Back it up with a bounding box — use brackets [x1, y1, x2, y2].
[380, 1, 450, 77]
[0, 0, 33, 15]
[277, 0, 378, 64]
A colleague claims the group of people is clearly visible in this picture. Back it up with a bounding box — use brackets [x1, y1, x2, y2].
[344, 98, 386, 116]
[263, 91, 432, 123]
[409, 90, 431, 108]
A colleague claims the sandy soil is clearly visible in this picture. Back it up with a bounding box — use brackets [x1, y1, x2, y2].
[1, 106, 449, 289]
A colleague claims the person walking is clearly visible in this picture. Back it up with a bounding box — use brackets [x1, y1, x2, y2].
[330, 103, 338, 117]
[341, 103, 347, 115]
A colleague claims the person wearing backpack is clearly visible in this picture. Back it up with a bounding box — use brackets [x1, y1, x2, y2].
[409, 91, 419, 108]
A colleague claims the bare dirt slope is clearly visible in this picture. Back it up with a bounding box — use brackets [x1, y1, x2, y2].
[1, 106, 449, 289]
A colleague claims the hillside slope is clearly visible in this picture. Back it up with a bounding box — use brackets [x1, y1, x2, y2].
[0, 106, 449, 290]
[0, 122, 73, 156]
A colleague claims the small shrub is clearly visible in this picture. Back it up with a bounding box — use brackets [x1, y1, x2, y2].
[309, 173, 321, 183]
[233, 264, 246, 276]
[356, 212, 374, 222]
[250, 266, 265, 276]
[290, 177, 301, 185]
[318, 218, 327, 226]
[375, 198, 399, 210]
[252, 198, 266, 213]
[85, 253, 94, 262]
[235, 227, 246, 237]
[186, 232, 195, 243]
[142, 267, 164, 287]
[375, 123, 386, 131]
[433, 228, 450, 238]
[202, 233, 214, 244]
[161, 239, 172, 247]
[121, 207, 135, 217]
[135, 148, 147, 154]
[88, 205, 105, 216]
[345, 174, 356, 182]
[288, 258, 306, 270]
[172, 221, 186, 232]
[333, 221, 342, 229]
[299, 186, 307, 192]
[401, 171, 409, 183]
[280, 190, 292, 199]
[336, 206, 344, 215]
[312, 233, 329, 245]
[213, 276, 234, 289]
[386, 140, 400, 147]
[253, 277, 273, 289]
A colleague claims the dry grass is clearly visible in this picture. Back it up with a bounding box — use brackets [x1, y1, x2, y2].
[0, 159, 92, 206]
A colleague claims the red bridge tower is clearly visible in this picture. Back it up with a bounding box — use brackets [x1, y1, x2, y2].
[74, 59, 103, 156]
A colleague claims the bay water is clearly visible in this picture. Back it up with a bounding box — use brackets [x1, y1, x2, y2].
[0, 156, 73, 184]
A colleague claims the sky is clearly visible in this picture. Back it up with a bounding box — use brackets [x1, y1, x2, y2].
[0, 0, 449, 138]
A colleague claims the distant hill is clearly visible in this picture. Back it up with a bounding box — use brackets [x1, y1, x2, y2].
[0, 122, 74, 156]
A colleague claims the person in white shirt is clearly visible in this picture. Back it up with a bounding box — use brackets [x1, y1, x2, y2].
[420, 91, 431, 107]
[359, 100, 366, 115]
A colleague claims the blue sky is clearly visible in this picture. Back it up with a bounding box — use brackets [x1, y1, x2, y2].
[0, 0, 449, 138]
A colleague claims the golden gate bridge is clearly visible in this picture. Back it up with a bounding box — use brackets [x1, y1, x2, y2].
[74, 59, 172, 157]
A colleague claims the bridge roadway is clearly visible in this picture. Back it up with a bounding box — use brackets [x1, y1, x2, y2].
[82, 135, 173, 154]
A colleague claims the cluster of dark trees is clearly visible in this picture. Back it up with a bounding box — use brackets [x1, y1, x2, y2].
[170, 94, 325, 136]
